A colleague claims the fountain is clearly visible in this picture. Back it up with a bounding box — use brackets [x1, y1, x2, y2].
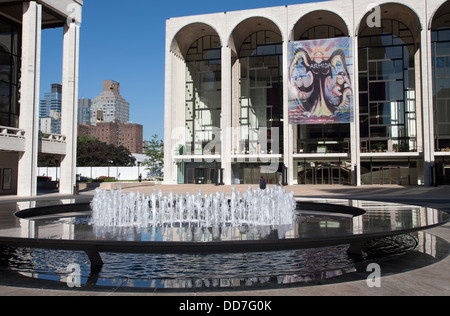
[90, 186, 297, 229]
[0, 185, 448, 291]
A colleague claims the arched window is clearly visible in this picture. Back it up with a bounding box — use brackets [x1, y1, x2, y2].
[295, 24, 351, 156]
[299, 25, 345, 41]
[431, 9, 450, 152]
[238, 30, 283, 155]
[185, 35, 221, 155]
[358, 19, 417, 153]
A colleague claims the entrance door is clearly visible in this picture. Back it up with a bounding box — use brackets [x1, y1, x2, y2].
[195, 169, 206, 184]
[208, 168, 217, 184]
[382, 167, 398, 185]
[371, 167, 381, 185]
[305, 168, 315, 184]
[187, 168, 195, 184]
[243, 168, 262, 185]
[445, 166, 450, 185]
[372, 166, 409, 185]
[316, 167, 330, 185]
[331, 167, 341, 185]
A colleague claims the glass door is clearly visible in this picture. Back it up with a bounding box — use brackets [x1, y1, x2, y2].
[187, 168, 195, 184]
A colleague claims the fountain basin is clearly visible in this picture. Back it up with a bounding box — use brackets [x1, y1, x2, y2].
[2, 198, 448, 254]
[0, 196, 448, 290]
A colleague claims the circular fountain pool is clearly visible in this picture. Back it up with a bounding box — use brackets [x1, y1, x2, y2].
[0, 187, 448, 291]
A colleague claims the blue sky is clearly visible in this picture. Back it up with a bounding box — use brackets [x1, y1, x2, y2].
[40, 0, 318, 141]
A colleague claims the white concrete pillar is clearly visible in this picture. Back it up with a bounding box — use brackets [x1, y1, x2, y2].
[59, 22, 80, 194]
[17, 1, 42, 197]
[283, 38, 294, 185]
[421, 27, 435, 186]
[164, 52, 185, 185]
[163, 51, 174, 185]
[352, 36, 361, 186]
[222, 45, 232, 185]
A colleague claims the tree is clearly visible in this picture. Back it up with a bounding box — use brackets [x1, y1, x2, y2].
[143, 134, 164, 176]
[77, 135, 136, 167]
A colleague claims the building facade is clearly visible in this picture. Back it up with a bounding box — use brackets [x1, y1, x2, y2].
[0, 0, 82, 196]
[91, 80, 130, 125]
[78, 98, 92, 125]
[78, 122, 144, 154]
[164, 0, 450, 186]
[39, 83, 62, 134]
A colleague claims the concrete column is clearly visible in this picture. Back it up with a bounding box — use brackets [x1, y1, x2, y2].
[163, 51, 174, 185]
[164, 52, 184, 185]
[17, 1, 42, 197]
[352, 36, 361, 186]
[222, 45, 232, 185]
[59, 22, 80, 194]
[421, 27, 434, 186]
[283, 39, 294, 185]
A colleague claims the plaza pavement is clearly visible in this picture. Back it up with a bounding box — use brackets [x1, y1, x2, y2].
[0, 184, 449, 296]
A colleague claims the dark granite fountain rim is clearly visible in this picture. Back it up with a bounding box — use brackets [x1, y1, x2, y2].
[13, 200, 366, 220]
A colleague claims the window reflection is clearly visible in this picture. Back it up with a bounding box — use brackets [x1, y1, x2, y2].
[185, 36, 222, 155]
[432, 28, 450, 151]
[239, 30, 283, 155]
[359, 19, 417, 153]
[0, 16, 20, 128]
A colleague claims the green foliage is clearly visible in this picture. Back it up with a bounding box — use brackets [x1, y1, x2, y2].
[143, 134, 164, 175]
[77, 135, 136, 167]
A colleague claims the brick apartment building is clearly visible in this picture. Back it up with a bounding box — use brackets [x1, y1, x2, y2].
[78, 122, 143, 154]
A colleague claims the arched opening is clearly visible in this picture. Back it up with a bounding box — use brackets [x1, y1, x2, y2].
[358, 3, 421, 185]
[230, 17, 283, 185]
[171, 24, 222, 185]
[431, 1, 450, 184]
[292, 10, 349, 40]
[185, 35, 222, 156]
[291, 10, 352, 186]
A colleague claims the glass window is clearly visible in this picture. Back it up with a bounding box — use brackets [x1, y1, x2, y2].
[359, 19, 417, 152]
[185, 35, 222, 155]
[0, 16, 20, 128]
[238, 31, 283, 155]
[433, 27, 450, 151]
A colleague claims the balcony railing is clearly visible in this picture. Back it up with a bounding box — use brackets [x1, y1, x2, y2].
[39, 132, 67, 155]
[0, 126, 26, 152]
[39, 132, 67, 144]
[0, 126, 25, 139]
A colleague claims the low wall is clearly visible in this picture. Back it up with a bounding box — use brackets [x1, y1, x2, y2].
[98, 182, 155, 191]
[38, 166, 152, 182]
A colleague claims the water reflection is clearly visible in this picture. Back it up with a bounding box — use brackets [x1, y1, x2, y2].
[2, 232, 447, 290]
[3, 199, 447, 244]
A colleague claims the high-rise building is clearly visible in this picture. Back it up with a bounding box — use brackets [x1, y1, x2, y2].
[78, 98, 92, 125]
[39, 84, 62, 134]
[91, 80, 129, 125]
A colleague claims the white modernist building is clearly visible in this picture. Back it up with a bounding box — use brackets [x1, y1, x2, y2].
[164, 0, 450, 186]
[0, 0, 82, 196]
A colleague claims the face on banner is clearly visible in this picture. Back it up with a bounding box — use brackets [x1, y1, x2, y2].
[288, 37, 354, 124]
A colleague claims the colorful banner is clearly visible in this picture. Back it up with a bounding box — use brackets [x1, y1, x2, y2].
[288, 37, 354, 124]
